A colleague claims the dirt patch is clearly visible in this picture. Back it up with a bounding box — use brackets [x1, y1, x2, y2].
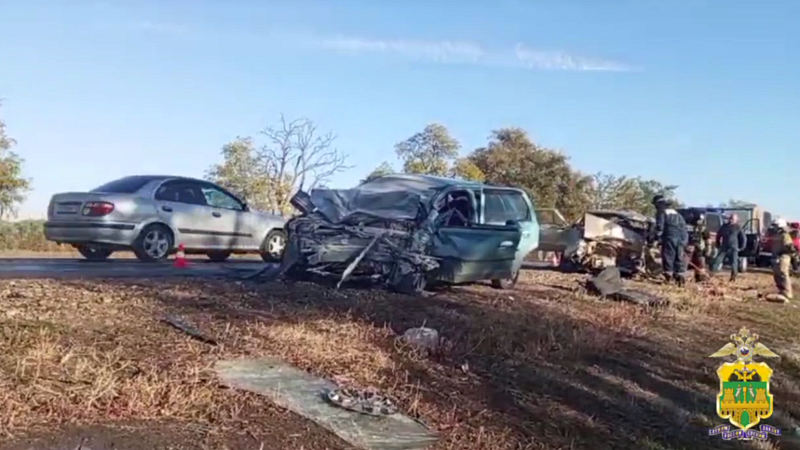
[1, 271, 798, 449]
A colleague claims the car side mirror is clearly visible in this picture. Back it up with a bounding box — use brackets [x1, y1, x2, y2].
[506, 220, 520, 227]
[242, 203, 250, 212]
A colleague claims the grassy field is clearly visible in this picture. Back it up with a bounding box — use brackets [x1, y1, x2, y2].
[1, 269, 799, 450]
[0, 220, 67, 252]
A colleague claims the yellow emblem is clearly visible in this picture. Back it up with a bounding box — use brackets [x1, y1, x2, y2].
[709, 327, 779, 435]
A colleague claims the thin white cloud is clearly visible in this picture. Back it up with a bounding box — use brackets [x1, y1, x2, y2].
[514, 44, 637, 72]
[314, 35, 638, 72]
[317, 36, 487, 65]
[131, 22, 638, 72]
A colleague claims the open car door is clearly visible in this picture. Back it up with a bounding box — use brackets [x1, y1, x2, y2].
[535, 208, 572, 253]
[429, 223, 522, 284]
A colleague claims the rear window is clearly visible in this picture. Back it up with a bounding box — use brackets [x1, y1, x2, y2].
[90, 176, 154, 194]
[484, 190, 530, 224]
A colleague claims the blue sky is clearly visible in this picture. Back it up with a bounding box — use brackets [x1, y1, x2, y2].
[1, 0, 799, 219]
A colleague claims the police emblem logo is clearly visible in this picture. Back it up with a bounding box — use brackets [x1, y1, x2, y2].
[708, 327, 782, 440]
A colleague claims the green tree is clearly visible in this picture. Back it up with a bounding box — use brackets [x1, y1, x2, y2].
[361, 161, 394, 183]
[467, 127, 593, 221]
[588, 172, 681, 216]
[0, 101, 31, 220]
[449, 157, 485, 182]
[395, 123, 460, 176]
[634, 179, 681, 216]
[205, 137, 273, 211]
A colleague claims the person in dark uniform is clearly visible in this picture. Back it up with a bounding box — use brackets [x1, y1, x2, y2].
[652, 195, 689, 286]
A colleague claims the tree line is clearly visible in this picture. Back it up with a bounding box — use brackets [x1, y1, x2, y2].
[0, 105, 760, 231]
[205, 120, 684, 221]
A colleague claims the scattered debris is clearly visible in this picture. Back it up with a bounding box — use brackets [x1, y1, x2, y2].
[586, 267, 670, 307]
[764, 293, 791, 304]
[401, 327, 440, 353]
[160, 314, 218, 345]
[324, 386, 399, 416]
[214, 357, 438, 450]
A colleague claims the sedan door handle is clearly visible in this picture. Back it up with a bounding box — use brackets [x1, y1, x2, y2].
[499, 241, 515, 248]
[522, 232, 531, 237]
[212, 212, 221, 218]
[161, 206, 173, 212]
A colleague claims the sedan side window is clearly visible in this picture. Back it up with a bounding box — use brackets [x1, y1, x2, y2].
[155, 182, 207, 206]
[201, 186, 243, 211]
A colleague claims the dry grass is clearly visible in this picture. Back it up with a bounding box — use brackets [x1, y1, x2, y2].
[1, 270, 799, 449]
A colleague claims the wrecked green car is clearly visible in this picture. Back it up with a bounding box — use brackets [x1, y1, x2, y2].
[281, 174, 540, 294]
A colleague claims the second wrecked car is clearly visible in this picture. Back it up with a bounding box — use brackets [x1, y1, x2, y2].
[279, 174, 541, 294]
[537, 209, 655, 275]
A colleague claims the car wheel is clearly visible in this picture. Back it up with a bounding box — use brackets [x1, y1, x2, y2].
[207, 251, 232, 262]
[133, 224, 173, 262]
[491, 269, 520, 290]
[77, 245, 113, 261]
[260, 229, 287, 263]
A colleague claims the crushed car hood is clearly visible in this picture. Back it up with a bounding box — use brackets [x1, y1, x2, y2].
[302, 175, 455, 224]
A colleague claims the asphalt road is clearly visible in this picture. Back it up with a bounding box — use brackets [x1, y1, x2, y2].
[0, 258, 270, 279]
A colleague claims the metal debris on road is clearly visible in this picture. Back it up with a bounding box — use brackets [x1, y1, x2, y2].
[161, 314, 218, 345]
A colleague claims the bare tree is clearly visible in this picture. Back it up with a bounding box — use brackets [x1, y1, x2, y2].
[257, 115, 352, 214]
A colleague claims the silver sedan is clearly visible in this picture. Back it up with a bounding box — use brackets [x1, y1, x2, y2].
[44, 175, 287, 262]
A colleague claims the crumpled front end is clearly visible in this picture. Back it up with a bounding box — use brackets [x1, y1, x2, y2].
[561, 210, 653, 276]
[280, 190, 440, 294]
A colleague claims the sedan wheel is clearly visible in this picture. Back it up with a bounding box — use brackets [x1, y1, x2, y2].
[133, 225, 173, 262]
[261, 229, 287, 263]
[77, 245, 113, 261]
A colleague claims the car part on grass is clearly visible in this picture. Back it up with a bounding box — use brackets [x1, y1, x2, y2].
[161, 314, 218, 345]
[401, 327, 441, 353]
[324, 386, 399, 416]
[586, 267, 670, 307]
[560, 210, 654, 276]
[215, 357, 438, 450]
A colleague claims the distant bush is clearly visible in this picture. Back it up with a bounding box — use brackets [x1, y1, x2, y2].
[0, 220, 70, 252]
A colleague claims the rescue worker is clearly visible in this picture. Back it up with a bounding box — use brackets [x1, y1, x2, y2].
[711, 213, 746, 282]
[652, 195, 689, 286]
[769, 218, 797, 302]
[689, 212, 711, 282]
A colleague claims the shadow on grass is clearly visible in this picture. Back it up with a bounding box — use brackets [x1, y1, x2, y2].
[93, 276, 799, 450]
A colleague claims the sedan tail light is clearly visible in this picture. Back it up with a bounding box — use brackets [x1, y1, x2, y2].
[82, 201, 115, 217]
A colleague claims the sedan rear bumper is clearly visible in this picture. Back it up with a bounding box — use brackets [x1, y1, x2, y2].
[44, 221, 139, 247]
